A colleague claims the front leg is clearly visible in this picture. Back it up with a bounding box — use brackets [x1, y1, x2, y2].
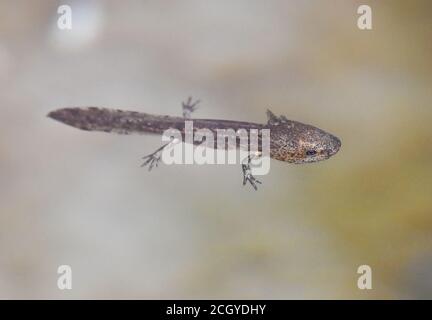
[241, 154, 262, 191]
[141, 141, 172, 171]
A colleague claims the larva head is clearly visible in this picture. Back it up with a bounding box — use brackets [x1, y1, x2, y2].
[269, 119, 341, 164]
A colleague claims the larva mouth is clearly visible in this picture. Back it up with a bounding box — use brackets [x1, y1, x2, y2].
[327, 135, 341, 157]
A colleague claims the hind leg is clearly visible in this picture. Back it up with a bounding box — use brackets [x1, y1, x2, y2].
[241, 153, 262, 191]
[182, 96, 200, 118]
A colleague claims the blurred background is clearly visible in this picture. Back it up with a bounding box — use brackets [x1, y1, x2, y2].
[0, 0, 431, 299]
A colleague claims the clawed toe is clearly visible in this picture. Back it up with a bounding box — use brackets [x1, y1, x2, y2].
[182, 96, 200, 118]
[141, 153, 161, 171]
[242, 163, 262, 191]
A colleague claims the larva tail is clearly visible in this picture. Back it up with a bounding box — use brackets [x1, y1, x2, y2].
[47, 107, 160, 135]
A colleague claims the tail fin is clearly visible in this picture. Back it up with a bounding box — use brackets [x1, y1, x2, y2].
[47, 107, 163, 135]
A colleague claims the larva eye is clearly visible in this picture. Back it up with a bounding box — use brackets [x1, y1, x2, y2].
[306, 150, 317, 156]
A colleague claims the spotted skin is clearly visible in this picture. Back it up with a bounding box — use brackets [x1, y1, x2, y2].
[47, 107, 341, 164]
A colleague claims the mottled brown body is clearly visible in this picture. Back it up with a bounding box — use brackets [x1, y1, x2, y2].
[48, 107, 341, 164]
